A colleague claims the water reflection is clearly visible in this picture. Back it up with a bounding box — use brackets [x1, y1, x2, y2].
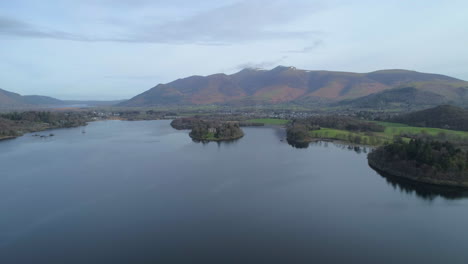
[289, 139, 370, 154]
[286, 139, 309, 149]
[375, 169, 468, 200]
[191, 138, 241, 146]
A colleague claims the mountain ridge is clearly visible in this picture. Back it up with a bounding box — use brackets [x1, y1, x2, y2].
[0, 88, 125, 109]
[0, 88, 65, 108]
[119, 67, 468, 107]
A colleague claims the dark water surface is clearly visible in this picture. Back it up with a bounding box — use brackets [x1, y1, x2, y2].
[1, 120, 468, 263]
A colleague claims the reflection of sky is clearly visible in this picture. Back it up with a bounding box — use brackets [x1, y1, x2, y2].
[1, 0, 467, 100]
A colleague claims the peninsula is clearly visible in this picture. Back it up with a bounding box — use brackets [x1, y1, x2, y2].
[368, 139, 468, 187]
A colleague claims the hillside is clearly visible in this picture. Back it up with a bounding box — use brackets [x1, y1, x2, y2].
[119, 67, 468, 107]
[0, 88, 64, 108]
[0, 88, 125, 109]
[391, 105, 468, 131]
[337, 87, 448, 110]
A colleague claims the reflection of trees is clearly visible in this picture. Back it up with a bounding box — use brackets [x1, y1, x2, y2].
[192, 138, 241, 145]
[373, 168, 468, 200]
[287, 139, 371, 154]
[287, 139, 310, 149]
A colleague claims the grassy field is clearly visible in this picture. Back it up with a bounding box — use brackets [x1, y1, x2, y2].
[246, 118, 289, 125]
[309, 122, 468, 146]
[309, 128, 382, 145]
[373, 121, 468, 138]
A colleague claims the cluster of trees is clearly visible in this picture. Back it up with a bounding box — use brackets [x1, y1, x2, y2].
[286, 116, 384, 145]
[170, 117, 200, 130]
[190, 120, 213, 139]
[0, 111, 89, 138]
[189, 120, 243, 141]
[383, 139, 468, 172]
[113, 110, 170, 121]
[286, 122, 317, 144]
[1, 111, 88, 127]
[310, 130, 386, 146]
[369, 138, 468, 187]
[390, 130, 468, 151]
[301, 116, 384, 132]
[214, 122, 243, 139]
[0, 124, 19, 138]
[368, 138, 468, 187]
[1, 111, 53, 123]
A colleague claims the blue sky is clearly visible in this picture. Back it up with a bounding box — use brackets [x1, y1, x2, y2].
[1, 0, 467, 100]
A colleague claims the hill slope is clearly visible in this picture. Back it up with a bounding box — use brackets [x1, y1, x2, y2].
[391, 105, 468, 131]
[0, 88, 124, 109]
[337, 87, 448, 110]
[119, 67, 468, 107]
[0, 88, 65, 109]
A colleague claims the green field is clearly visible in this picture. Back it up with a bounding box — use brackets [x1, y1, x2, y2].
[373, 121, 468, 138]
[246, 118, 289, 125]
[308, 122, 468, 146]
[309, 128, 382, 145]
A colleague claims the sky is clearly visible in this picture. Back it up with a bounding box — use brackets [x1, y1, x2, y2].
[0, 0, 467, 100]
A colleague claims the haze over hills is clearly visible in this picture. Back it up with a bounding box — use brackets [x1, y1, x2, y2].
[0, 88, 64, 108]
[119, 66, 468, 108]
[0, 88, 124, 109]
[3, 66, 467, 110]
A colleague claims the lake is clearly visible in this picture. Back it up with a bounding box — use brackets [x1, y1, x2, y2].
[1, 120, 468, 264]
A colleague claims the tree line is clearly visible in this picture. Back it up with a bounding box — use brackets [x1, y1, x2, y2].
[382, 138, 468, 172]
[286, 115, 385, 145]
[0, 111, 89, 138]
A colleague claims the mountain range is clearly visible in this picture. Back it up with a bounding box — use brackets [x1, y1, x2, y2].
[2, 66, 467, 110]
[0, 88, 64, 109]
[0, 88, 123, 109]
[119, 66, 468, 108]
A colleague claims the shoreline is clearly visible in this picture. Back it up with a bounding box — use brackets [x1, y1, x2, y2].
[368, 156, 468, 188]
[0, 135, 17, 141]
[189, 133, 244, 142]
[288, 136, 375, 149]
[0, 122, 89, 142]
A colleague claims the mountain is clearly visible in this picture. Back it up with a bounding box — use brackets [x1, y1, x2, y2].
[337, 87, 448, 110]
[119, 67, 468, 107]
[0, 88, 65, 108]
[391, 105, 468, 131]
[0, 88, 126, 109]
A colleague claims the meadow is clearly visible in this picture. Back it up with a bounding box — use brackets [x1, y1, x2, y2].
[308, 121, 468, 146]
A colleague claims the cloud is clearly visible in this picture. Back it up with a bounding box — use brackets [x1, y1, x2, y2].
[0, 16, 102, 41]
[134, 0, 322, 44]
[0, 0, 323, 44]
[234, 56, 288, 70]
[283, 40, 324, 53]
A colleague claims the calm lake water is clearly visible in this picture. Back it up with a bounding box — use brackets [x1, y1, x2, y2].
[1, 120, 468, 263]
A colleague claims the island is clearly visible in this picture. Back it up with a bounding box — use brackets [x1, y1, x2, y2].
[368, 138, 468, 187]
[171, 118, 244, 141]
